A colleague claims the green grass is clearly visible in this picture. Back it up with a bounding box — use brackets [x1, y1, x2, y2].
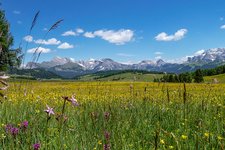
[0, 81, 225, 149]
[78, 72, 163, 81]
[204, 73, 225, 83]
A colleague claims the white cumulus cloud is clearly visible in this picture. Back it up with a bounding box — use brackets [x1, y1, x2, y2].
[83, 32, 95, 38]
[57, 42, 74, 49]
[155, 29, 188, 41]
[23, 35, 33, 42]
[76, 28, 84, 33]
[94, 29, 134, 45]
[62, 28, 84, 36]
[220, 25, 225, 29]
[34, 38, 61, 45]
[62, 30, 77, 36]
[83, 29, 134, 45]
[27, 47, 51, 53]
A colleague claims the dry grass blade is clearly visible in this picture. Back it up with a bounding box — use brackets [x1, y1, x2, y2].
[0, 77, 9, 98]
[0, 80, 8, 87]
[30, 11, 40, 33]
[0, 75, 9, 80]
[183, 82, 187, 104]
[33, 19, 63, 63]
[167, 87, 170, 103]
[31, 19, 63, 64]
[31, 47, 40, 62]
[24, 11, 40, 67]
[36, 51, 42, 62]
[48, 19, 64, 32]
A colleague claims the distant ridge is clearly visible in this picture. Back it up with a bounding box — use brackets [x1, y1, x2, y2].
[25, 48, 225, 78]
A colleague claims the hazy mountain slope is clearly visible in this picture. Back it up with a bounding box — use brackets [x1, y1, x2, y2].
[25, 48, 225, 78]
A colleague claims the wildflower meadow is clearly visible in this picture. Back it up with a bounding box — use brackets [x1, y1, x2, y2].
[0, 81, 224, 149]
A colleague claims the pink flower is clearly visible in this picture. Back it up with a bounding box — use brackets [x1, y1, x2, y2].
[69, 95, 79, 106]
[62, 95, 79, 107]
[44, 105, 55, 116]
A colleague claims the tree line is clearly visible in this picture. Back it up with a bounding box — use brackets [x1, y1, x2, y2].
[201, 64, 225, 76]
[155, 64, 225, 83]
[154, 69, 204, 83]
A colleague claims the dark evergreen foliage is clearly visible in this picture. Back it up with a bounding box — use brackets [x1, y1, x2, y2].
[0, 5, 22, 71]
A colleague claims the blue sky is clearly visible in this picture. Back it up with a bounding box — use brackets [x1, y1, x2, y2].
[2, 0, 225, 63]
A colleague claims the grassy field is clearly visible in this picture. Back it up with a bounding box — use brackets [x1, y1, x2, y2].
[0, 81, 225, 149]
[204, 73, 225, 83]
[77, 72, 163, 82]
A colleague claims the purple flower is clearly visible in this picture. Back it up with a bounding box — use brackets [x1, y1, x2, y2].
[103, 144, 110, 150]
[5, 124, 13, 133]
[69, 95, 79, 106]
[21, 121, 28, 129]
[10, 127, 19, 136]
[104, 112, 110, 120]
[33, 143, 41, 150]
[104, 131, 110, 142]
[44, 105, 55, 116]
[5, 124, 19, 136]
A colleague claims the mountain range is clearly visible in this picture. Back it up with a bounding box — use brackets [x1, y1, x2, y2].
[26, 48, 225, 78]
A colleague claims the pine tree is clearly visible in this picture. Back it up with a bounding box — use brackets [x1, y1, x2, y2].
[0, 4, 21, 71]
[194, 69, 204, 83]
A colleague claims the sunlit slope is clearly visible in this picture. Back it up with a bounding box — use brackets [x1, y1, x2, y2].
[204, 73, 225, 83]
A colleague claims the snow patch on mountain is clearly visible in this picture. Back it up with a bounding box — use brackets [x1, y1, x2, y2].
[187, 48, 225, 63]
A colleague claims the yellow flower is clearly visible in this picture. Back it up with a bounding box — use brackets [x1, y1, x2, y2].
[98, 140, 102, 145]
[93, 148, 97, 150]
[169, 145, 174, 149]
[218, 136, 223, 140]
[204, 132, 209, 138]
[1, 124, 5, 127]
[1, 134, 6, 139]
[181, 135, 188, 140]
[160, 139, 165, 144]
